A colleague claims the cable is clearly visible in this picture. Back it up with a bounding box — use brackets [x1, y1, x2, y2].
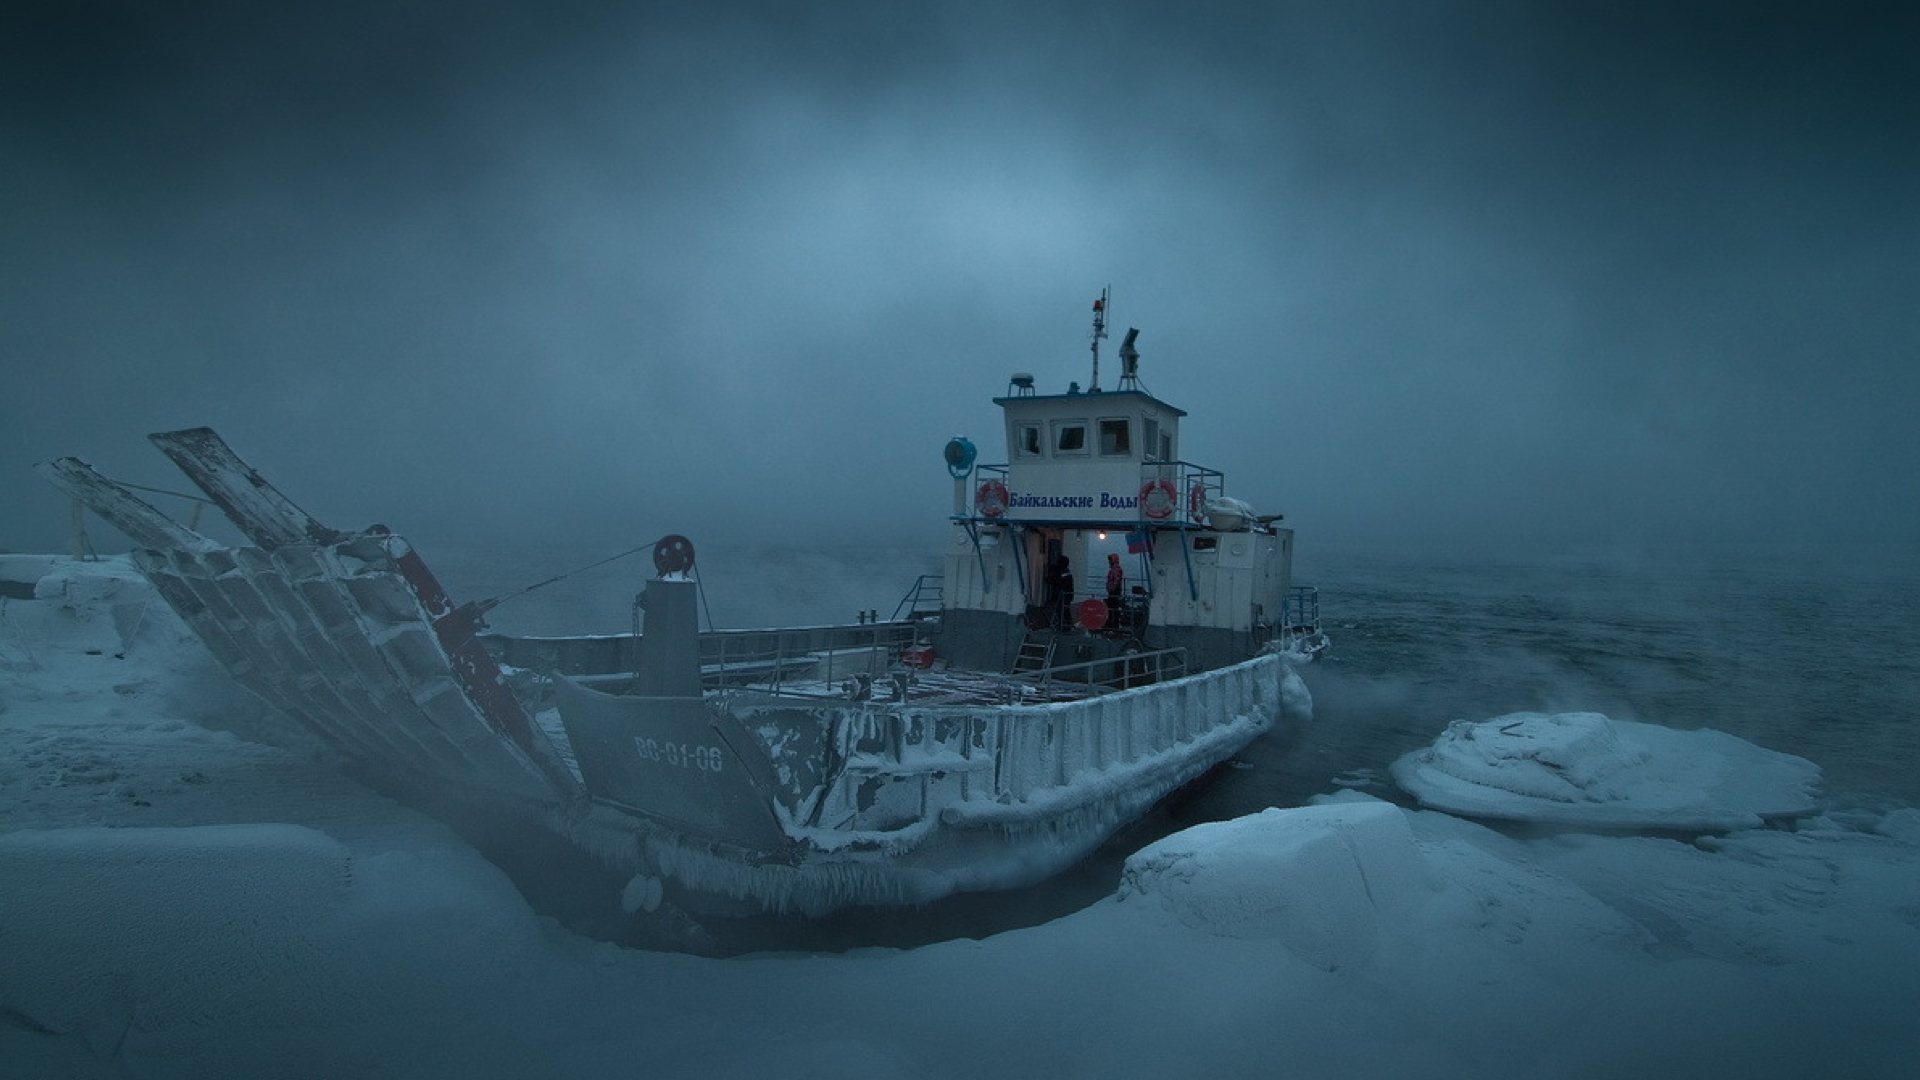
[480, 540, 659, 612]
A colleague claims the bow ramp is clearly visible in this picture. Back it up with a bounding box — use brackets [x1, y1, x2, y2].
[39, 429, 581, 809]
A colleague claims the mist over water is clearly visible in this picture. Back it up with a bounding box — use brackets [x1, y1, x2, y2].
[425, 535, 1919, 952]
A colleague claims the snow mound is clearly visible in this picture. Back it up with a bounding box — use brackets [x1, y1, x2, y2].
[2, 555, 161, 660]
[4, 555, 329, 755]
[2, 555, 211, 688]
[1390, 711, 1821, 830]
[1117, 801, 1430, 970]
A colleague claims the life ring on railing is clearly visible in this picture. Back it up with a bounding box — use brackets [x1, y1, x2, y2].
[1139, 478, 1176, 520]
[1075, 598, 1109, 632]
[976, 479, 1010, 519]
[1189, 483, 1208, 520]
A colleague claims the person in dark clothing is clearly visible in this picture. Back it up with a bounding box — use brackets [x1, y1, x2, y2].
[1046, 556, 1074, 629]
[1105, 553, 1125, 629]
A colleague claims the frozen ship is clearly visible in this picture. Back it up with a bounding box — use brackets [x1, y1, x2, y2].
[40, 297, 1321, 917]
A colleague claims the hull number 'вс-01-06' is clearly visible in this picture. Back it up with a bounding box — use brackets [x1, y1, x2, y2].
[635, 737, 725, 773]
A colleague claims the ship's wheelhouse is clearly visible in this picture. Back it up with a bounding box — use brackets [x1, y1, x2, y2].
[940, 352, 1295, 676]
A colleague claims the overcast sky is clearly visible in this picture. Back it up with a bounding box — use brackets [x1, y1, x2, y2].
[5, 1, 1916, 565]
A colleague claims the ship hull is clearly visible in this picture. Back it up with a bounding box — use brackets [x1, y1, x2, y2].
[547, 650, 1301, 915]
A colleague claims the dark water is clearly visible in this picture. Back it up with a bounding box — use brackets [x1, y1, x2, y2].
[427, 538, 1920, 950]
[1291, 548, 1920, 812]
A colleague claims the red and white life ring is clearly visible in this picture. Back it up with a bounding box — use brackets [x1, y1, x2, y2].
[976, 479, 1010, 519]
[1188, 483, 1208, 519]
[1139, 478, 1177, 520]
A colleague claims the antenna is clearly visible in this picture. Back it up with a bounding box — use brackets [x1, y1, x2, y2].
[1089, 287, 1110, 391]
[1118, 327, 1141, 389]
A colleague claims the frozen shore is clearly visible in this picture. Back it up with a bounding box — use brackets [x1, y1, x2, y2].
[4, 556, 1917, 1080]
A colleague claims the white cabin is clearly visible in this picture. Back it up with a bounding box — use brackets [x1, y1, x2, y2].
[936, 326, 1296, 676]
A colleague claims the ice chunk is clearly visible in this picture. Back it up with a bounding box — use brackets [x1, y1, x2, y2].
[1390, 711, 1821, 831]
[1118, 801, 1428, 970]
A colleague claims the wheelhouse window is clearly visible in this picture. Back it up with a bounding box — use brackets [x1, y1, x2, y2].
[1142, 418, 1161, 460]
[1053, 421, 1088, 454]
[1098, 418, 1131, 457]
[1016, 424, 1042, 457]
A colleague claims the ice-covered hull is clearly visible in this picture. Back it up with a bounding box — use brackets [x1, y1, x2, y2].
[555, 652, 1300, 915]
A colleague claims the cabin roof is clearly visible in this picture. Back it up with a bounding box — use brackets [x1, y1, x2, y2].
[992, 388, 1187, 417]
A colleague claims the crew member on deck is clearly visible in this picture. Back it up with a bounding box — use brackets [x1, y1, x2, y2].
[1105, 553, 1124, 628]
[1047, 556, 1074, 630]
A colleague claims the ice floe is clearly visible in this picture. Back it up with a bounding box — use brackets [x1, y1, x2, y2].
[1389, 710, 1821, 830]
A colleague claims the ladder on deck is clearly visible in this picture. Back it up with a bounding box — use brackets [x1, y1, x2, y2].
[1013, 635, 1054, 674]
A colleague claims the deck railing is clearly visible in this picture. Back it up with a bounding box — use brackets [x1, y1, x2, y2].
[1140, 459, 1226, 527]
[1282, 585, 1320, 635]
[973, 652, 1258, 804]
[890, 574, 943, 621]
[808, 651, 1282, 831]
[485, 620, 921, 690]
[698, 621, 919, 693]
[1015, 645, 1188, 694]
[963, 459, 1227, 528]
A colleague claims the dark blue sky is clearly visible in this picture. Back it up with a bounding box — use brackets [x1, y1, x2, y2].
[5, 1, 1916, 562]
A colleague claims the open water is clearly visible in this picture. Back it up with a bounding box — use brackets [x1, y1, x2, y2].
[426, 538, 1920, 949]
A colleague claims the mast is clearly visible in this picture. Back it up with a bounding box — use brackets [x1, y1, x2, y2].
[1090, 287, 1110, 391]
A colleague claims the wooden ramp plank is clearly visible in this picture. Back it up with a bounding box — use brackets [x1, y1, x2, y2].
[35, 457, 218, 553]
[149, 427, 343, 550]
